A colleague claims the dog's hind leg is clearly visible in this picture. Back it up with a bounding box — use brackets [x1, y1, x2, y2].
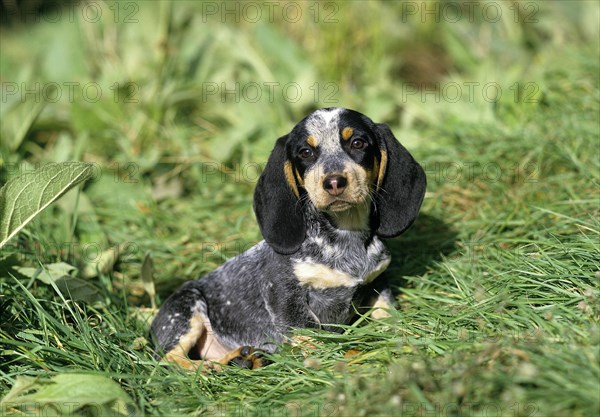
[151, 281, 268, 371]
[358, 276, 397, 320]
[163, 316, 214, 371]
[166, 328, 269, 371]
[160, 313, 253, 372]
[151, 281, 218, 371]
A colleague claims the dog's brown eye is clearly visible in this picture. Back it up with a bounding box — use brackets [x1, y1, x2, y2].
[300, 148, 313, 159]
[351, 138, 367, 150]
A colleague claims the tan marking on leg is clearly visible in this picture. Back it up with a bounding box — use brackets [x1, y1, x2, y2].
[197, 316, 231, 360]
[163, 314, 212, 371]
[341, 127, 353, 140]
[163, 313, 233, 372]
[163, 313, 267, 372]
[371, 294, 392, 319]
[215, 347, 248, 364]
[164, 352, 219, 372]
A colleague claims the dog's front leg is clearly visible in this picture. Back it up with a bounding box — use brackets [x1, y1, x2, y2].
[370, 289, 395, 319]
[215, 346, 270, 370]
[361, 276, 397, 319]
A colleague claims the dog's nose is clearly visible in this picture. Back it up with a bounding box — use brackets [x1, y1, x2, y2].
[323, 175, 347, 196]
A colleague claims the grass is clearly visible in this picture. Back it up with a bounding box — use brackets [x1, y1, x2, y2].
[1, 1, 599, 416]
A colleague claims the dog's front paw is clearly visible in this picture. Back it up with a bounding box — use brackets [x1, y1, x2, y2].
[228, 346, 271, 369]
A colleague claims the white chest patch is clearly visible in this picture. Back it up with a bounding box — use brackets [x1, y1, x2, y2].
[293, 255, 391, 289]
[293, 262, 356, 288]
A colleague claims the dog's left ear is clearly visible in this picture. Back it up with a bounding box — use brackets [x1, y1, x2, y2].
[373, 123, 427, 238]
[253, 135, 306, 254]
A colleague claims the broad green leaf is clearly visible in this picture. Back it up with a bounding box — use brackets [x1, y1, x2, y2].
[55, 277, 104, 303]
[13, 261, 102, 302]
[0, 162, 94, 249]
[0, 375, 37, 404]
[0, 374, 136, 416]
[14, 262, 77, 284]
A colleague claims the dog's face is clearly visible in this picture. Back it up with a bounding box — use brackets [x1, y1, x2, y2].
[287, 109, 381, 222]
[254, 108, 426, 254]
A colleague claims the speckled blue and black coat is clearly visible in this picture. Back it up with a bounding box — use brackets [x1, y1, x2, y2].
[151, 108, 426, 361]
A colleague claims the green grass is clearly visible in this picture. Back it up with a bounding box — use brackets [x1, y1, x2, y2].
[1, 1, 599, 416]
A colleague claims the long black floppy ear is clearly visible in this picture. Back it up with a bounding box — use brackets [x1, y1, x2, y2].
[253, 135, 305, 254]
[373, 123, 427, 238]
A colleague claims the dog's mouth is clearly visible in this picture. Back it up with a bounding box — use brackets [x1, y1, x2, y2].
[325, 199, 355, 212]
[323, 199, 364, 212]
[320, 191, 371, 212]
[323, 197, 372, 230]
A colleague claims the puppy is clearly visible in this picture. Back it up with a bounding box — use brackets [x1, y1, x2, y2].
[151, 108, 426, 370]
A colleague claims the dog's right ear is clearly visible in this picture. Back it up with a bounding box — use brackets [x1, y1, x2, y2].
[372, 123, 426, 238]
[253, 135, 306, 254]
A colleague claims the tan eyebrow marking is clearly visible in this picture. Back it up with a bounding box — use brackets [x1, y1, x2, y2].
[306, 135, 318, 148]
[341, 127, 354, 140]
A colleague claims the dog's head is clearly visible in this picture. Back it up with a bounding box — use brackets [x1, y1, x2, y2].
[254, 108, 426, 254]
